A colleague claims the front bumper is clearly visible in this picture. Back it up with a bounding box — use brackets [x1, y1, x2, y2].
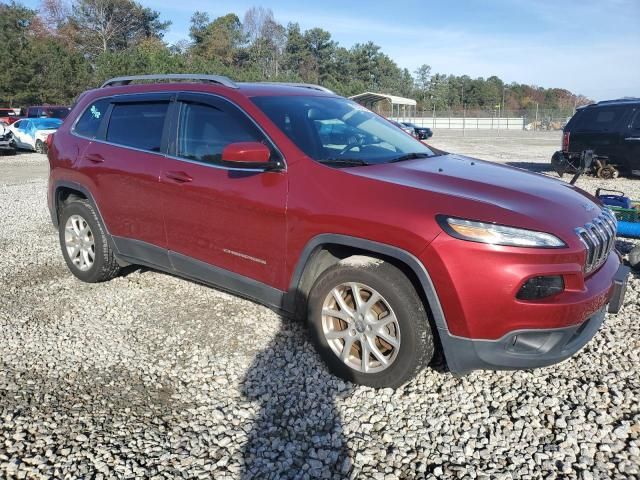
[0, 137, 14, 151]
[442, 263, 629, 374]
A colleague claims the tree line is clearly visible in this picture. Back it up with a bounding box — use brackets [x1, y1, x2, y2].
[0, 0, 592, 116]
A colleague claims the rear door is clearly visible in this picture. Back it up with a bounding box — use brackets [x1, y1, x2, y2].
[623, 107, 640, 175]
[78, 93, 172, 265]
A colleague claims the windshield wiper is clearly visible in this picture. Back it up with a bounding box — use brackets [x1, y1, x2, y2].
[318, 158, 372, 167]
[388, 152, 432, 163]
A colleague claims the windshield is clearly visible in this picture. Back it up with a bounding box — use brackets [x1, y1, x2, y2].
[251, 95, 435, 165]
[32, 118, 62, 130]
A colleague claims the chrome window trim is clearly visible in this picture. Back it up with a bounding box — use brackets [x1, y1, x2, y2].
[69, 91, 287, 173]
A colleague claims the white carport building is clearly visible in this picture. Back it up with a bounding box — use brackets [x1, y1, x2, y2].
[349, 92, 417, 119]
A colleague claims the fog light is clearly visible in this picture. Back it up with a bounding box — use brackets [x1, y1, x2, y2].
[517, 275, 564, 300]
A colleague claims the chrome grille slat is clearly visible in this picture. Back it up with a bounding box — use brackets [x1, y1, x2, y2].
[575, 210, 617, 274]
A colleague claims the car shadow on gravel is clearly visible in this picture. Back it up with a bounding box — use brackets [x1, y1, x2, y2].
[240, 318, 353, 479]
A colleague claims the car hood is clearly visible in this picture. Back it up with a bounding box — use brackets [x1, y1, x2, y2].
[348, 153, 602, 233]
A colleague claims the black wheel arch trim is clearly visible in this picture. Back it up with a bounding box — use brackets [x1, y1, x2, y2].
[288, 234, 449, 332]
[51, 180, 107, 230]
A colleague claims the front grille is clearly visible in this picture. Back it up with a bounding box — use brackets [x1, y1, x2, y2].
[575, 209, 617, 274]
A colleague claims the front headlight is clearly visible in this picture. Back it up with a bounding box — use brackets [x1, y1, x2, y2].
[437, 216, 566, 248]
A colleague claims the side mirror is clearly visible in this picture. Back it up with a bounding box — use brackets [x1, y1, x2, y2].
[221, 142, 272, 167]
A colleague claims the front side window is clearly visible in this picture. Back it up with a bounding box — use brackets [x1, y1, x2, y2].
[251, 95, 435, 166]
[106, 102, 168, 152]
[176, 101, 269, 165]
[74, 99, 110, 139]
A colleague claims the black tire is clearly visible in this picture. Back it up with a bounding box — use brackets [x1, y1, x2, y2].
[58, 199, 121, 283]
[35, 139, 45, 154]
[551, 151, 568, 177]
[629, 246, 640, 270]
[307, 257, 434, 388]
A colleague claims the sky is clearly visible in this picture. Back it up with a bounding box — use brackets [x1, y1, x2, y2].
[22, 0, 640, 100]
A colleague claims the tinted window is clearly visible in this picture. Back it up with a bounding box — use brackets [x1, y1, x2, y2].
[176, 101, 268, 165]
[74, 99, 110, 138]
[630, 110, 640, 130]
[575, 106, 626, 132]
[106, 102, 168, 152]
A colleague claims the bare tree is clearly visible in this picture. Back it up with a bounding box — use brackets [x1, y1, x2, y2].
[243, 7, 285, 78]
[70, 0, 169, 58]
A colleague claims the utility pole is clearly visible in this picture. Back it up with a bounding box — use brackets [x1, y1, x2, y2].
[461, 83, 465, 137]
[535, 102, 539, 132]
[463, 103, 466, 137]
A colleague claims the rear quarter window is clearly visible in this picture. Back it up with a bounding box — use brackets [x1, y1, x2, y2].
[74, 99, 110, 139]
[572, 106, 627, 132]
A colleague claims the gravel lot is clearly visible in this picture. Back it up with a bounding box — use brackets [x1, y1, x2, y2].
[1, 135, 638, 480]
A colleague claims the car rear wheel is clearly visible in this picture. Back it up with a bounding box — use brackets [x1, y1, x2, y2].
[59, 199, 121, 283]
[307, 257, 434, 388]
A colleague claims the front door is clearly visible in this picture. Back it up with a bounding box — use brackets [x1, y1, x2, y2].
[161, 93, 288, 292]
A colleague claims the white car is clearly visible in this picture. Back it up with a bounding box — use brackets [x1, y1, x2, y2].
[9, 118, 62, 153]
[0, 121, 16, 154]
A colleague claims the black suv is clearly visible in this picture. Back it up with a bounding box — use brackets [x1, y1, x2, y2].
[401, 122, 433, 140]
[551, 98, 640, 179]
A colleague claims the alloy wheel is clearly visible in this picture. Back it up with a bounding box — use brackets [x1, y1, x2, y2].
[64, 214, 95, 271]
[321, 282, 401, 373]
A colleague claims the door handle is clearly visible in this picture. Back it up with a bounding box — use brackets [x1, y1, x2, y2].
[624, 137, 640, 141]
[165, 171, 193, 183]
[85, 153, 104, 163]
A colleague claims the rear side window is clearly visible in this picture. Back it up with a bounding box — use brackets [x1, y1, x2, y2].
[176, 101, 268, 165]
[74, 99, 110, 139]
[106, 102, 168, 152]
[574, 106, 626, 132]
[630, 110, 640, 130]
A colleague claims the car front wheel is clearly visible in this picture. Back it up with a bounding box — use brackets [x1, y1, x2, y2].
[307, 257, 435, 388]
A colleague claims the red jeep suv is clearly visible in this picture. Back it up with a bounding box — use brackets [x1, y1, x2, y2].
[47, 74, 629, 388]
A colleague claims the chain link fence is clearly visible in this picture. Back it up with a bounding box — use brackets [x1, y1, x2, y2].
[391, 107, 575, 131]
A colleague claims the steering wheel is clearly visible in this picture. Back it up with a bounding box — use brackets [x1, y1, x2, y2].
[337, 135, 364, 156]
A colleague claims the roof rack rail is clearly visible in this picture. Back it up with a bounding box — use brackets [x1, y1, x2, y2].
[245, 82, 335, 94]
[101, 74, 238, 89]
[596, 97, 640, 105]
